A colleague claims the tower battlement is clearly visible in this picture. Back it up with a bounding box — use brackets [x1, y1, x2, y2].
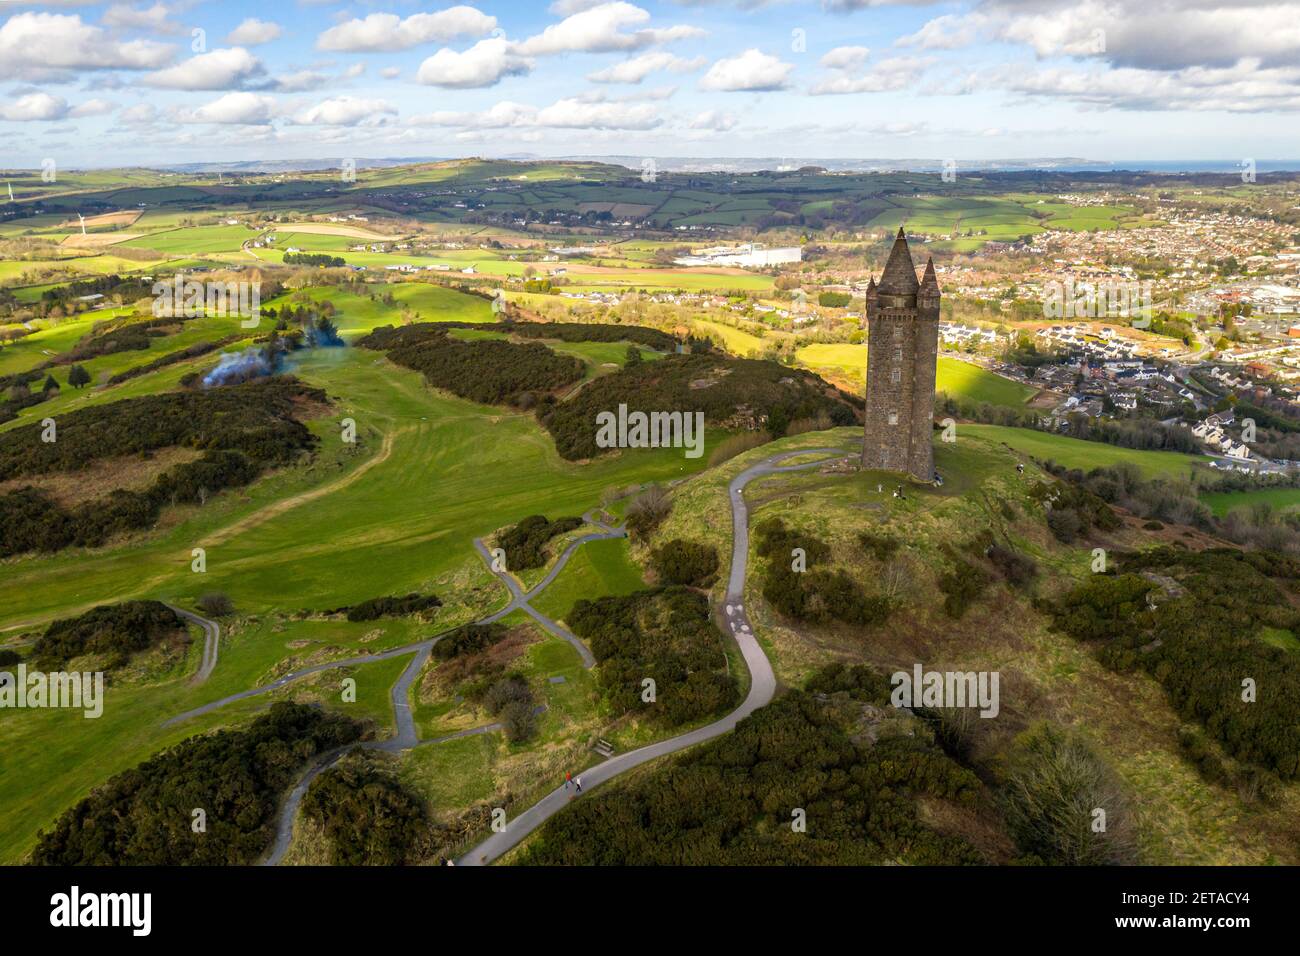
[862, 229, 939, 481]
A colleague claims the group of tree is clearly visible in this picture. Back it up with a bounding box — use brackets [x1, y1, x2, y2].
[754, 518, 891, 628]
[649, 538, 719, 587]
[521, 668, 994, 865]
[283, 252, 346, 268]
[569, 587, 738, 727]
[358, 323, 585, 408]
[301, 752, 433, 865]
[1050, 546, 1300, 782]
[343, 593, 442, 622]
[540, 353, 856, 461]
[496, 514, 583, 570]
[33, 600, 186, 670]
[0, 378, 322, 556]
[432, 622, 508, 662]
[32, 702, 363, 865]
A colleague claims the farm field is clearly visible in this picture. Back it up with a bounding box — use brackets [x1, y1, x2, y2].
[963, 424, 1212, 478]
[1200, 486, 1300, 517]
[795, 342, 1038, 407]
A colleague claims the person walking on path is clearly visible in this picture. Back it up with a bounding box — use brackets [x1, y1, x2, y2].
[574, 776, 583, 793]
[565, 771, 572, 791]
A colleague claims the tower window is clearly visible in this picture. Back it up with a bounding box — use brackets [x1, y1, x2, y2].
[888, 411, 899, 425]
[891, 369, 901, 384]
[894, 348, 903, 362]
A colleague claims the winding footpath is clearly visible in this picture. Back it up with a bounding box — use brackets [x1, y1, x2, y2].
[456, 447, 848, 866]
[159, 513, 621, 864]
[166, 604, 221, 685]
[160, 449, 847, 866]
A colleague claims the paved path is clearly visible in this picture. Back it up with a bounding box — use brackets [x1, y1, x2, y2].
[166, 604, 221, 685]
[455, 447, 849, 866]
[158, 512, 618, 865]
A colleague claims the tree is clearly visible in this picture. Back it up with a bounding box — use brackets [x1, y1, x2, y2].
[624, 344, 643, 367]
[196, 592, 234, 617]
[67, 364, 91, 389]
[42, 374, 59, 394]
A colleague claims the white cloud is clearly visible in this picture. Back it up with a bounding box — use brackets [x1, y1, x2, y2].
[410, 95, 663, 130]
[117, 103, 158, 125]
[381, 66, 402, 79]
[688, 109, 738, 131]
[895, 13, 981, 51]
[143, 48, 266, 90]
[102, 3, 180, 34]
[177, 92, 279, 125]
[226, 18, 283, 47]
[0, 92, 69, 121]
[0, 12, 173, 80]
[69, 98, 116, 118]
[926, 1, 1300, 71]
[810, 55, 932, 94]
[416, 37, 533, 88]
[587, 51, 704, 83]
[317, 8, 496, 53]
[274, 70, 330, 92]
[292, 96, 397, 126]
[698, 49, 793, 91]
[517, 2, 703, 56]
[411, 100, 537, 129]
[995, 58, 1300, 112]
[820, 46, 871, 70]
[536, 97, 662, 128]
[549, 0, 608, 13]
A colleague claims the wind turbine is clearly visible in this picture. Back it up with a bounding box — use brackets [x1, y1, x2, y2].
[5, 181, 12, 202]
[77, 213, 86, 236]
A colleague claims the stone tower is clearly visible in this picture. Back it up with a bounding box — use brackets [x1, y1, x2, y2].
[862, 228, 939, 481]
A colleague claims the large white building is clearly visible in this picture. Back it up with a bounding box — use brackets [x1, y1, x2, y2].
[674, 243, 802, 268]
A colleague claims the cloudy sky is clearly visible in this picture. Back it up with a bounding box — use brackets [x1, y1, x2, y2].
[1, 0, 1298, 168]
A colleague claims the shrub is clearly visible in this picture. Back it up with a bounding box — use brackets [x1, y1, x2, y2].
[1050, 547, 1300, 779]
[1001, 722, 1139, 865]
[434, 623, 507, 661]
[569, 588, 738, 727]
[706, 430, 769, 467]
[537, 353, 855, 461]
[858, 531, 900, 562]
[34, 600, 185, 668]
[986, 544, 1038, 587]
[624, 484, 671, 540]
[345, 593, 441, 621]
[650, 539, 719, 587]
[497, 514, 583, 570]
[196, 592, 235, 618]
[32, 702, 363, 865]
[937, 558, 990, 619]
[0, 378, 322, 556]
[358, 324, 584, 407]
[301, 754, 431, 865]
[521, 679, 991, 865]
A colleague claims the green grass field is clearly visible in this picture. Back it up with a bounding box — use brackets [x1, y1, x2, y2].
[963, 424, 1211, 479]
[531, 536, 647, 621]
[795, 343, 1037, 408]
[1200, 487, 1300, 517]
